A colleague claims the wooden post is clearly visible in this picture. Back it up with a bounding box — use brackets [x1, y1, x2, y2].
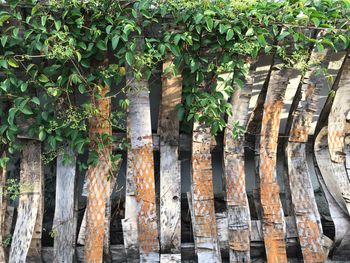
[0, 151, 8, 262]
[159, 56, 182, 262]
[84, 85, 111, 263]
[314, 127, 350, 259]
[223, 63, 254, 262]
[126, 35, 160, 262]
[286, 47, 331, 262]
[259, 56, 290, 262]
[191, 120, 221, 262]
[53, 146, 77, 263]
[9, 140, 43, 262]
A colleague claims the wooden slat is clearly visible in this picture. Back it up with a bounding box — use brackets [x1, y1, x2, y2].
[53, 146, 77, 263]
[159, 56, 182, 262]
[286, 45, 332, 261]
[223, 63, 255, 261]
[191, 120, 221, 262]
[126, 36, 159, 262]
[259, 56, 290, 262]
[9, 140, 43, 262]
[84, 85, 112, 263]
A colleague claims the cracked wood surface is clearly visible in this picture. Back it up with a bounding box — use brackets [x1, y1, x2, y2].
[9, 140, 43, 263]
[259, 57, 290, 263]
[223, 63, 255, 262]
[191, 121, 221, 262]
[159, 56, 182, 262]
[53, 146, 77, 263]
[84, 85, 112, 263]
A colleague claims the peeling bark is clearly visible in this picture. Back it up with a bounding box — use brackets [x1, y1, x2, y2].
[191, 121, 221, 262]
[159, 56, 182, 262]
[9, 140, 43, 263]
[223, 64, 254, 262]
[53, 146, 77, 263]
[259, 58, 290, 262]
[84, 85, 111, 263]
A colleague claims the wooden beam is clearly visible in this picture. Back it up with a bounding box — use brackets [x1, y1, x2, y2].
[159, 56, 182, 262]
[53, 146, 77, 263]
[9, 140, 43, 262]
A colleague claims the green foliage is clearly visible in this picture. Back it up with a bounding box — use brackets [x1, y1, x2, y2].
[0, 0, 349, 160]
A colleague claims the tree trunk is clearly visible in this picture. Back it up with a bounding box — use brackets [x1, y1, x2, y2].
[84, 85, 111, 263]
[53, 146, 77, 263]
[191, 121, 221, 262]
[0, 151, 8, 262]
[9, 140, 43, 263]
[223, 63, 254, 262]
[159, 56, 182, 263]
[259, 57, 290, 262]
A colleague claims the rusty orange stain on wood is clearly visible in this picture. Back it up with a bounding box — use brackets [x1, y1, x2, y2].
[259, 101, 288, 263]
[131, 145, 159, 256]
[85, 85, 111, 263]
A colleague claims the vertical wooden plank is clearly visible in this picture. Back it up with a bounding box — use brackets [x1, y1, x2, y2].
[286, 46, 333, 262]
[126, 35, 160, 262]
[314, 127, 350, 259]
[328, 55, 350, 163]
[84, 85, 111, 263]
[223, 63, 254, 262]
[191, 121, 221, 262]
[259, 57, 290, 262]
[0, 151, 8, 262]
[53, 146, 77, 263]
[159, 56, 182, 263]
[9, 140, 43, 262]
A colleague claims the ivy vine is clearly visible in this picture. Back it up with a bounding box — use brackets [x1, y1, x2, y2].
[0, 0, 349, 166]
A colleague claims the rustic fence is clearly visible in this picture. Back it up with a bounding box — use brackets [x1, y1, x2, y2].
[1, 45, 349, 263]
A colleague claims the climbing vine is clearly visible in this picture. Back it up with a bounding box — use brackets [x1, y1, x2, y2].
[0, 0, 349, 165]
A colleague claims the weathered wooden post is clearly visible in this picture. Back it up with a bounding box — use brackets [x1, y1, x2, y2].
[125, 35, 160, 262]
[0, 151, 8, 262]
[159, 56, 182, 263]
[223, 63, 254, 262]
[9, 140, 44, 263]
[84, 84, 112, 263]
[53, 146, 77, 263]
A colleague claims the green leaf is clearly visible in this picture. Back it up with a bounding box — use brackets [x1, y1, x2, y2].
[106, 25, 112, 34]
[226, 29, 234, 41]
[219, 24, 227, 34]
[177, 106, 185, 121]
[194, 13, 203, 24]
[0, 59, 7, 69]
[96, 40, 107, 51]
[245, 28, 254, 37]
[1, 35, 8, 47]
[257, 34, 266, 46]
[31, 97, 40, 105]
[78, 84, 86, 94]
[19, 106, 33, 115]
[54, 20, 61, 30]
[205, 17, 213, 32]
[0, 14, 10, 27]
[39, 130, 46, 141]
[311, 17, 320, 27]
[277, 31, 290, 41]
[38, 74, 49, 83]
[20, 83, 28, 92]
[169, 45, 181, 57]
[7, 58, 19, 68]
[7, 108, 17, 125]
[112, 36, 120, 50]
[125, 52, 134, 65]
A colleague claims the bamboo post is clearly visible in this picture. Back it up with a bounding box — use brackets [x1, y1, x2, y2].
[159, 56, 182, 263]
[9, 140, 43, 262]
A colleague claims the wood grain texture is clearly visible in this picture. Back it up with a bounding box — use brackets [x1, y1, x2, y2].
[0, 151, 8, 263]
[127, 50, 160, 261]
[9, 140, 43, 263]
[159, 56, 182, 262]
[223, 63, 254, 262]
[53, 146, 77, 263]
[286, 46, 332, 262]
[259, 58, 290, 263]
[314, 127, 350, 259]
[328, 55, 350, 163]
[85, 85, 111, 263]
[191, 121, 221, 263]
